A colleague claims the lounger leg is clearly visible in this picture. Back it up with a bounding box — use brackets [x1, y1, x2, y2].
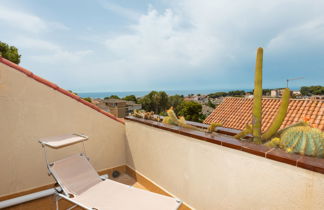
[66, 204, 78, 210]
[55, 193, 60, 210]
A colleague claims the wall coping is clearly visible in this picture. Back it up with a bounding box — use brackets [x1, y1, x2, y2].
[125, 116, 324, 175]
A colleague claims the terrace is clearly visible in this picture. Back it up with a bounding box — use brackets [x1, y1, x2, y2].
[0, 57, 324, 210]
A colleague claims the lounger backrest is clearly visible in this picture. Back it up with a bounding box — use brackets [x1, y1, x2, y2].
[50, 154, 102, 196]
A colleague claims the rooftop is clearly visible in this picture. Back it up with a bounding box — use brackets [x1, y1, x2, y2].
[1, 57, 324, 210]
[204, 97, 324, 131]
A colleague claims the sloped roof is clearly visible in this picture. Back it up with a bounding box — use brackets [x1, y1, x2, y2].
[0, 57, 124, 124]
[204, 97, 324, 131]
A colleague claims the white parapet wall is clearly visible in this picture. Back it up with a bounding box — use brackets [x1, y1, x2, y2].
[125, 120, 324, 210]
[0, 62, 126, 197]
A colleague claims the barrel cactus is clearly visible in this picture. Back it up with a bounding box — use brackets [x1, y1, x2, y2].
[266, 124, 324, 158]
[280, 126, 324, 157]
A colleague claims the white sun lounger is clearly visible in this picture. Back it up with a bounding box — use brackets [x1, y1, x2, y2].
[39, 134, 182, 210]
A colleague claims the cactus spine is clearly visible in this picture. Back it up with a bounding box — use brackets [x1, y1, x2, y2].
[261, 88, 290, 140]
[252, 47, 263, 144]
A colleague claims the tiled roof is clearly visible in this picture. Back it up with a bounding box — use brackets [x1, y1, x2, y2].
[204, 97, 324, 131]
[0, 57, 124, 124]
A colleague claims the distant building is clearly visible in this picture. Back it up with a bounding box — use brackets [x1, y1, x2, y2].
[184, 94, 209, 104]
[245, 92, 253, 99]
[125, 101, 142, 114]
[270, 89, 292, 98]
[310, 95, 324, 101]
[104, 99, 127, 118]
[94, 98, 141, 117]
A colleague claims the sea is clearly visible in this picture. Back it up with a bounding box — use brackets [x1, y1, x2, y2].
[77, 87, 300, 99]
[77, 89, 252, 99]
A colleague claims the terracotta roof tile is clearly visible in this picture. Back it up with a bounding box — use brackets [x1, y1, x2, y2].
[0, 57, 124, 124]
[204, 97, 324, 131]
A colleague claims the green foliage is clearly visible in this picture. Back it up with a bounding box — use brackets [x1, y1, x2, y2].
[228, 90, 245, 97]
[138, 91, 169, 114]
[208, 92, 228, 98]
[138, 92, 204, 122]
[104, 95, 120, 99]
[279, 126, 324, 157]
[300, 86, 324, 96]
[177, 101, 204, 122]
[82, 97, 92, 103]
[68, 90, 78, 96]
[252, 47, 263, 144]
[261, 88, 290, 140]
[163, 108, 201, 130]
[262, 89, 271, 96]
[123, 95, 137, 103]
[206, 99, 216, 108]
[0, 41, 21, 64]
[168, 95, 184, 114]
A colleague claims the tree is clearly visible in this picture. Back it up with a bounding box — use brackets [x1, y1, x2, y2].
[177, 101, 204, 122]
[300, 86, 324, 96]
[263, 89, 271, 96]
[82, 97, 92, 103]
[68, 90, 78, 95]
[168, 95, 184, 114]
[104, 95, 120, 99]
[208, 92, 227, 98]
[139, 91, 169, 114]
[228, 90, 245, 97]
[0, 41, 21, 64]
[123, 95, 137, 103]
[206, 99, 216, 108]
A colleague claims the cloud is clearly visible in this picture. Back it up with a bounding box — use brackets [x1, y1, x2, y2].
[14, 37, 92, 64]
[2, 0, 323, 92]
[29, 50, 93, 63]
[0, 5, 69, 33]
[95, 0, 324, 91]
[0, 5, 47, 33]
[267, 17, 324, 52]
[99, 0, 140, 20]
[104, 8, 221, 76]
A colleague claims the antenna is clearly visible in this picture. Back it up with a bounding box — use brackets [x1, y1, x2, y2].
[286, 77, 304, 88]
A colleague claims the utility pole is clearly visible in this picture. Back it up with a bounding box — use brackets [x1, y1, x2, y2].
[286, 77, 304, 88]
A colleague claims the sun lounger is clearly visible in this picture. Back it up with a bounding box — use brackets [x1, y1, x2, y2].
[39, 134, 182, 210]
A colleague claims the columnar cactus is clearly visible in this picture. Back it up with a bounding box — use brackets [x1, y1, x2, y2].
[235, 47, 290, 143]
[261, 88, 290, 140]
[252, 47, 263, 144]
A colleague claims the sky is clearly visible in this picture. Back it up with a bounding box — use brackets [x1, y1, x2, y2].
[0, 0, 323, 92]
